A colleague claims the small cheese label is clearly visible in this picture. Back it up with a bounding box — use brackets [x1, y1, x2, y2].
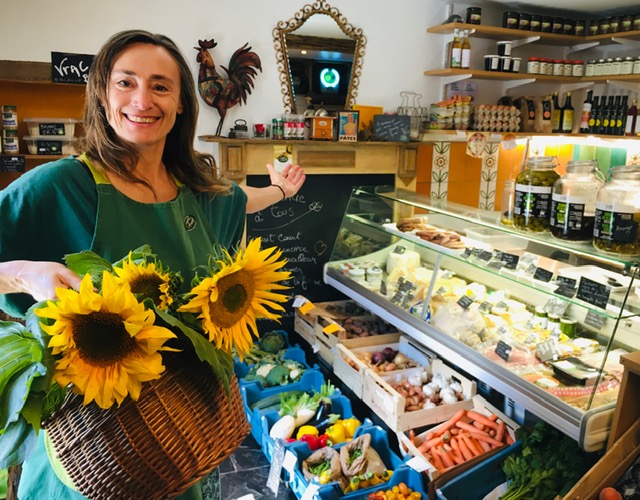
[299, 301, 316, 315]
[323, 323, 341, 335]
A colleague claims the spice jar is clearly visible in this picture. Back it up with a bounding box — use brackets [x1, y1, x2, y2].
[633, 57, 640, 75]
[588, 20, 599, 36]
[503, 11, 519, 29]
[604, 58, 614, 75]
[595, 58, 605, 76]
[527, 57, 540, 74]
[572, 60, 584, 77]
[466, 7, 482, 25]
[563, 61, 574, 77]
[622, 56, 634, 75]
[519, 13, 532, 30]
[609, 16, 620, 33]
[550, 160, 605, 241]
[594, 165, 640, 257]
[553, 60, 565, 76]
[541, 16, 553, 32]
[514, 156, 560, 233]
[585, 60, 596, 77]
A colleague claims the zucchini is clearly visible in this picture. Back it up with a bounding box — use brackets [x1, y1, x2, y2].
[250, 389, 305, 411]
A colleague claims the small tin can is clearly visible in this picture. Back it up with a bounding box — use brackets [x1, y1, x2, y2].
[2, 129, 19, 153]
[2, 105, 18, 130]
[503, 11, 519, 29]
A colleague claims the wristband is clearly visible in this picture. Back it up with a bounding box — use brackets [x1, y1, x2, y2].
[272, 184, 286, 200]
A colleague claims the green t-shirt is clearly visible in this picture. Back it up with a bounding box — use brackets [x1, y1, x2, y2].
[0, 156, 247, 318]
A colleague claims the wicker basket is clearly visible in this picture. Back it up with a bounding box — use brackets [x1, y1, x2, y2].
[44, 354, 250, 499]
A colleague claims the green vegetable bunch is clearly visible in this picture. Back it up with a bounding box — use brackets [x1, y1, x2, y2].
[243, 358, 306, 388]
[501, 420, 590, 500]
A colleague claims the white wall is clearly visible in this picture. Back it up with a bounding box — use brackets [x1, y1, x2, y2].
[1, 0, 450, 156]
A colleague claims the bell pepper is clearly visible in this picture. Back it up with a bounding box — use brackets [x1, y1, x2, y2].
[318, 433, 331, 447]
[325, 421, 347, 444]
[299, 433, 321, 450]
[296, 425, 319, 440]
[342, 417, 361, 438]
[318, 469, 332, 485]
[285, 438, 297, 443]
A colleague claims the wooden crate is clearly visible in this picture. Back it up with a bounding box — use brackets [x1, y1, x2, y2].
[293, 297, 366, 348]
[363, 360, 477, 433]
[334, 333, 433, 398]
[397, 395, 519, 482]
[313, 314, 397, 365]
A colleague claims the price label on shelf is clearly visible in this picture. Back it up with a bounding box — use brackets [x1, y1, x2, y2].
[266, 439, 285, 495]
[495, 340, 512, 361]
[584, 309, 606, 330]
[577, 276, 610, 310]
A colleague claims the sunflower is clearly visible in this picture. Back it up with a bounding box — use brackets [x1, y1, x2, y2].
[35, 271, 177, 409]
[113, 253, 176, 310]
[178, 239, 291, 359]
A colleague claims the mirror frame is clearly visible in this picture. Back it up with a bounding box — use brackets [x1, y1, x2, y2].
[273, 1, 367, 114]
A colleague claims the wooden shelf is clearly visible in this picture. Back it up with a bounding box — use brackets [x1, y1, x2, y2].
[423, 68, 581, 83]
[198, 136, 410, 146]
[421, 130, 640, 142]
[427, 22, 640, 46]
[1, 154, 68, 161]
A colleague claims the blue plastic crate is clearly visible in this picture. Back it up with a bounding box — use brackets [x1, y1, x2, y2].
[318, 467, 427, 500]
[241, 370, 325, 444]
[288, 425, 407, 500]
[260, 394, 354, 464]
[235, 345, 311, 383]
[435, 441, 522, 500]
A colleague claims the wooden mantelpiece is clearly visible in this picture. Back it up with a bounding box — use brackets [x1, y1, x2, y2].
[197, 137, 418, 187]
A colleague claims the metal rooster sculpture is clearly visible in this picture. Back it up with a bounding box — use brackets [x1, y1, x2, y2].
[195, 39, 262, 136]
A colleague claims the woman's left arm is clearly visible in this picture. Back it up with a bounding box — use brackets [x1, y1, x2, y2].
[242, 164, 306, 214]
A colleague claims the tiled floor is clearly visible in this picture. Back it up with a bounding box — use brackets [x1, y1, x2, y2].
[220, 435, 297, 500]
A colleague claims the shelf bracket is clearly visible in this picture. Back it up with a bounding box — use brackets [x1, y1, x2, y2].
[442, 74, 472, 86]
[567, 42, 600, 55]
[511, 36, 540, 49]
[611, 37, 640, 48]
[504, 78, 536, 92]
[559, 82, 594, 92]
[606, 80, 640, 93]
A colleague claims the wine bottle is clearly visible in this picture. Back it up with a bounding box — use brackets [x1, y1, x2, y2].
[589, 96, 600, 134]
[561, 92, 574, 133]
[609, 95, 621, 135]
[601, 96, 614, 135]
[616, 95, 628, 136]
[450, 29, 462, 69]
[626, 98, 638, 136]
[551, 92, 562, 133]
[579, 90, 593, 133]
[461, 30, 471, 70]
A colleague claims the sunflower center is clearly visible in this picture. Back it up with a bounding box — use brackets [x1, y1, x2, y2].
[72, 311, 136, 366]
[129, 275, 165, 306]
[209, 269, 255, 328]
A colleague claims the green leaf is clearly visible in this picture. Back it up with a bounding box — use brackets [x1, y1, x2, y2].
[0, 416, 36, 469]
[153, 306, 233, 395]
[63, 250, 113, 286]
[111, 244, 155, 269]
[0, 363, 46, 431]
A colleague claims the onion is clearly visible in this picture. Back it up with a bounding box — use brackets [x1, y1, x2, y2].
[371, 351, 384, 365]
[382, 347, 396, 361]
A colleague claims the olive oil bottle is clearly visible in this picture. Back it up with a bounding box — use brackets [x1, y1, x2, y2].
[561, 92, 574, 133]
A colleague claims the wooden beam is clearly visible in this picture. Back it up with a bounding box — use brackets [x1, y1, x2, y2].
[0, 60, 52, 82]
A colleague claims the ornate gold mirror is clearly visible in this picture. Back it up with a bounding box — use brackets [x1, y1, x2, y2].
[273, 1, 366, 114]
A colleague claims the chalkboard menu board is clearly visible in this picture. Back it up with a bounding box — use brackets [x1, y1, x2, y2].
[247, 174, 394, 332]
[51, 51, 94, 84]
[373, 115, 411, 142]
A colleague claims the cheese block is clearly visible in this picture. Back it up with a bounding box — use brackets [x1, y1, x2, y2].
[386, 249, 421, 274]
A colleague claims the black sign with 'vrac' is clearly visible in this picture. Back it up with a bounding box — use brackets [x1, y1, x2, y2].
[51, 51, 94, 84]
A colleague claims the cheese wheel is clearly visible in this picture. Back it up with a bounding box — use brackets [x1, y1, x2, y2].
[386, 249, 421, 274]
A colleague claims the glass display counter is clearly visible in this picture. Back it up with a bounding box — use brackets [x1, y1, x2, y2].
[323, 186, 639, 451]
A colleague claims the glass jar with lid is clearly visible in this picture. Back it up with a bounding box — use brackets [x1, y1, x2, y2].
[622, 57, 634, 75]
[634, 57, 640, 75]
[514, 156, 560, 233]
[611, 57, 622, 75]
[585, 60, 596, 77]
[604, 58, 614, 75]
[550, 160, 605, 241]
[595, 59, 605, 76]
[593, 165, 640, 257]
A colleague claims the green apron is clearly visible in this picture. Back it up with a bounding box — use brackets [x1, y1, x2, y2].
[19, 155, 223, 500]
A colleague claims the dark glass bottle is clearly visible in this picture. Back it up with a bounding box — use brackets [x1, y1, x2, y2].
[561, 92, 574, 133]
[626, 98, 638, 136]
[600, 96, 614, 135]
[617, 95, 629, 136]
[589, 96, 600, 133]
[551, 92, 562, 133]
[609, 96, 621, 135]
[579, 90, 593, 133]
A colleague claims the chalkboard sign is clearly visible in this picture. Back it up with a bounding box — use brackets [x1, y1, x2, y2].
[372, 115, 410, 142]
[247, 174, 395, 332]
[577, 276, 611, 310]
[51, 51, 94, 84]
[0, 156, 25, 173]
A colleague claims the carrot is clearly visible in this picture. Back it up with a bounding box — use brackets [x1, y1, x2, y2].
[478, 439, 492, 453]
[469, 431, 504, 448]
[450, 428, 460, 435]
[472, 421, 486, 431]
[433, 409, 467, 436]
[495, 421, 506, 443]
[429, 449, 444, 471]
[457, 436, 475, 461]
[455, 421, 484, 434]
[418, 435, 443, 453]
[425, 431, 434, 441]
[467, 410, 500, 430]
[448, 439, 465, 465]
[506, 433, 514, 445]
[409, 429, 416, 446]
[437, 446, 455, 469]
[461, 434, 483, 457]
[487, 413, 499, 421]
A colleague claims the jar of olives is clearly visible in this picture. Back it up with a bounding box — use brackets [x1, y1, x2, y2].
[594, 165, 640, 257]
[514, 156, 560, 233]
[550, 160, 604, 241]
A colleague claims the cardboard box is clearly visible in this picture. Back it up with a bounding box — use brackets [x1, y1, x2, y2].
[334, 333, 433, 398]
[363, 361, 477, 433]
[397, 395, 519, 482]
